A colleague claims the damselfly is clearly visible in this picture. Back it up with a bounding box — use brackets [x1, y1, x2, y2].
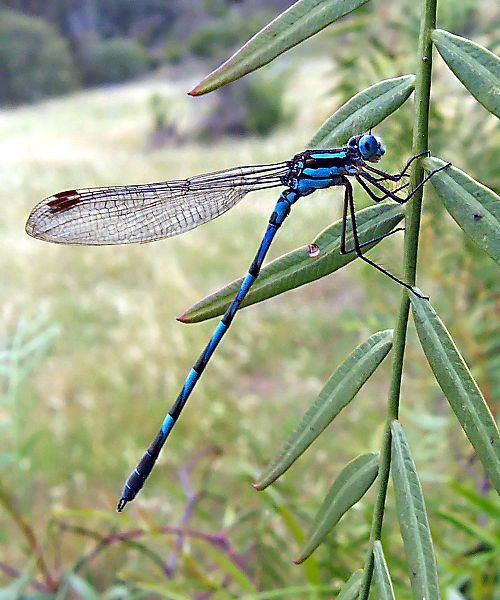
[26, 134, 448, 511]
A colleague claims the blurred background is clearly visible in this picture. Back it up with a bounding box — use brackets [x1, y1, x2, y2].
[0, 0, 498, 597]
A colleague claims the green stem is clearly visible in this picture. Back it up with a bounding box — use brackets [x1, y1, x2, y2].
[357, 0, 437, 597]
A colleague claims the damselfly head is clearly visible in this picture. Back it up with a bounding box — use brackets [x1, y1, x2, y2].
[357, 134, 385, 162]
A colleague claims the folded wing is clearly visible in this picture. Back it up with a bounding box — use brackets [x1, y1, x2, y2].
[26, 162, 289, 245]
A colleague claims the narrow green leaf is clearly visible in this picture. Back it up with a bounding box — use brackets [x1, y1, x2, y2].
[179, 203, 404, 323]
[310, 75, 415, 147]
[239, 584, 340, 599]
[189, 0, 369, 95]
[131, 581, 192, 600]
[434, 509, 499, 548]
[295, 453, 379, 563]
[449, 483, 500, 519]
[254, 330, 393, 489]
[409, 292, 500, 492]
[336, 570, 364, 600]
[0, 560, 35, 600]
[66, 574, 100, 600]
[445, 590, 468, 600]
[432, 29, 500, 118]
[258, 486, 320, 584]
[390, 420, 440, 600]
[195, 540, 258, 594]
[373, 541, 396, 600]
[423, 157, 500, 263]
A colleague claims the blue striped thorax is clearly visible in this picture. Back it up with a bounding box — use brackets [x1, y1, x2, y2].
[280, 134, 385, 195]
[282, 148, 355, 194]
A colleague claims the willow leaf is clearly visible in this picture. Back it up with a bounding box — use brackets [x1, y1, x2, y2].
[409, 292, 500, 492]
[194, 539, 258, 594]
[295, 453, 379, 563]
[391, 421, 440, 600]
[449, 483, 500, 519]
[337, 570, 364, 600]
[254, 330, 392, 489]
[310, 75, 415, 147]
[423, 157, 500, 263]
[189, 0, 369, 95]
[432, 29, 500, 118]
[66, 574, 101, 600]
[239, 584, 347, 599]
[373, 541, 396, 600]
[179, 203, 404, 323]
[434, 509, 499, 548]
[258, 485, 320, 584]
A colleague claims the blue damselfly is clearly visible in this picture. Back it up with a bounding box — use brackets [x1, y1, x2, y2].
[26, 134, 448, 511]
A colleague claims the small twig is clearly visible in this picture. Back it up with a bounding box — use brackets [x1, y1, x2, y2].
[165, 446, 221, 576]
[0, 479, 57, 591]
[57, 520, 252, 583]
[56, 522, 165, 574]
[0, 561, 51, 593]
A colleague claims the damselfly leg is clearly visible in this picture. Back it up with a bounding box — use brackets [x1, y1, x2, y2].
[362, 151, 430, 182]
[340, 158, 451, 299]
[357, 160, 451, 205]
[339, 179, 426, 296]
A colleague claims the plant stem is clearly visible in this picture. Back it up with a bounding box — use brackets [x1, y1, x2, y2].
[357, 0, 437, 596]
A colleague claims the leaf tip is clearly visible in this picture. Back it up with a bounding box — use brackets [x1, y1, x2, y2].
[381, 328, 395, 340]
[176, 313, 189, 323]
[407, 287, 429, 301]
[187, 84, 203, 97]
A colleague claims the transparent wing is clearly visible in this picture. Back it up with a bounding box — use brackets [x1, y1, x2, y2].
[26, 162, 289, 245]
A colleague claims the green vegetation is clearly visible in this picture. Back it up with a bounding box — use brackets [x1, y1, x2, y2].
[0, 0, 498, 597]
[0, 10, 78, 105]
[188, 11, 270, 59]
[82, 38, 151, 86]
[242, 71, 290, 136]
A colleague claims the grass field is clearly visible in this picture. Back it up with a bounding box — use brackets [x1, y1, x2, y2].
[1, 58, 497, 598]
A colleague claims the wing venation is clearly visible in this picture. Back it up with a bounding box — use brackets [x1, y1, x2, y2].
[26, 162, 289, 245]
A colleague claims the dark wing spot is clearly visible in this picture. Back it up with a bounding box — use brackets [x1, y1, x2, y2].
[473, 213, 483, 221]
[47, 190, 82, 213]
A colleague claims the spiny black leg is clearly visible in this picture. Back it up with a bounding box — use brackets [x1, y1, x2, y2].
[363, 151, 430, 181]
[340, 182, 350, 254]
[358, 171, 408, 203]
[341, 180, 429, 299]
[342, 227, 405, 253]
[340, 180, 405, 251]
[340, 182, 404, 253]
[362, 167, 409, 182]
[356, 175, 409, 203]
[338, 181, 401, 254]
[359, 161, 451, 204]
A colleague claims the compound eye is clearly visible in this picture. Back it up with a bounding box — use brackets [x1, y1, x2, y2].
[359, 134, 376, 157]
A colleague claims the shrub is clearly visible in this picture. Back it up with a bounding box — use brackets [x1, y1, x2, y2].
[0, 10, 78, 105]
[82, 38, 151, 86]
[242, 72, 289, 136]
[188, 11, 270, 60]
[163, 40, 184, 65]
